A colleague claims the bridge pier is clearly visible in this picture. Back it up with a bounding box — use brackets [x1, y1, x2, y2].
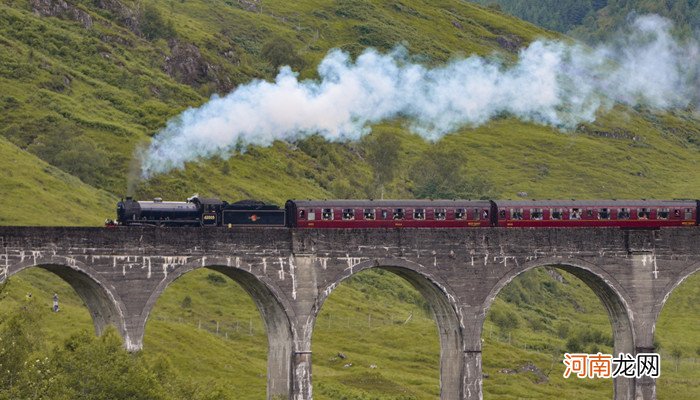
[462, 349, 482, 400]
[291, 350, 313, 400]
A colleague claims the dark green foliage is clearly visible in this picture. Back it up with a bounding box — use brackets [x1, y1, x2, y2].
[0, 292, 43, 395]
[260, 37, 305, 70]
[361, 129, 401, 189]
[490, 308, 520, 333]
[334, 0, 377, 20]
[409, 146, 493, 199]
[141, 3, 176, 40]
[564, 328, 613, 353]
[471, 0, 608, 34]
[1, 96, 20, 111]
[348, 269, 429, 312]
[3, 116, 111, 187]
[472, 0, 700, 41]
[206, 273, 227, 285]
[0, 280, 222, 400]
[181, 295, 193, 309]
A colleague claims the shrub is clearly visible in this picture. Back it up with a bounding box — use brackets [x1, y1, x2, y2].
[490, 308, 520, 334]
[410, 146, 493, 199]
[206, 273, 226, 285]
[260, 37, 305, 70]
[180, 295, 192, 309]
[141, 4, 176, 40]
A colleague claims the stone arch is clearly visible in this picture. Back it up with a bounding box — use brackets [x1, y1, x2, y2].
[481, 257, 636, 400]
[7, 256, 130, 348]
[138, 257, 295, 400]
[652, 261, 700, 335]
[314, 258, 464, 400]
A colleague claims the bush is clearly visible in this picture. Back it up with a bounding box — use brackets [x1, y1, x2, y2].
[260, 37, 305, 70]
[141, 3, 176, 40]
[180, 295, 192, 309]
[410, 146, 493, 199]
[490, 308, 520, 334]
[206, 273, 226, 285]
[361, 129, 401, 187]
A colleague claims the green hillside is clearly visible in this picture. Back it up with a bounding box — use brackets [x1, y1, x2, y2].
[0, 135, 115, 226]
[471, 0, 700, 41]
[1, 0, 698, 399]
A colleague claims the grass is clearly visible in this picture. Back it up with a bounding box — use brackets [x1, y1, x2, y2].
[0, 136, 116, 226]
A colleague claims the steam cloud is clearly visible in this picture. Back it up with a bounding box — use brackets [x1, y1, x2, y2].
[140, 15, 699, 178]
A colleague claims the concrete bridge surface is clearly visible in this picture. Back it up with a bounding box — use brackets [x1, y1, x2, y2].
[1, 226, 698, 400]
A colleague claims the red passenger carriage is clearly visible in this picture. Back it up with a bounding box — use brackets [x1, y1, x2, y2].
[495, 200, 697, 228]
[285, 200, 495, 228]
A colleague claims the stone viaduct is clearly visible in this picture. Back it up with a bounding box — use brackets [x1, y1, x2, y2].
[0, 226, 698, 400]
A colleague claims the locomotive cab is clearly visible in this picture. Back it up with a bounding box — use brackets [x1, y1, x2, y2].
[189, 197, 226, 226]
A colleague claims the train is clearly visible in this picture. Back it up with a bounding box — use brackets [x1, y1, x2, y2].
[113, 197, 700, 229]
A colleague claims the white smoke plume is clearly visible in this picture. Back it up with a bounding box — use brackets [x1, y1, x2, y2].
[140, 15, 699, 178]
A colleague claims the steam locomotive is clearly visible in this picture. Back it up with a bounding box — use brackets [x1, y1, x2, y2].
[114, 197, 700, 229]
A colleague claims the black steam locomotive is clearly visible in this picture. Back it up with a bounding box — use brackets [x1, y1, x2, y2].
[115, 196, 285, 227]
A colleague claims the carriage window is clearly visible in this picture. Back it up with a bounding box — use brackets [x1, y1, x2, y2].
[381, 209, 388, 219]
[551, 209, 563, 220]
[658, 208, 669, 219]
[685, 208, 693, 220]
[618, 208, 630, 219]
[482, 209, 489, 220]
[474, 209, 481, 220]
[638, 208, 650, 219]
[455, 209, 465, 220]
[435, 209, 446, 220]
[674, 209, 681, 218]
[342, 209, 355, 220]
[364, 208, 375, 220]
[586, 209, 594, 218]
[308, 209, 316, 220]
[530, 209, 543, 220]
[413, 209, 425, 220]
[299, 210, 306, 219]
[393, 208, 405, 220]
[599, 208, 610, 220]
[499, 210, 506, 219]
[322, 208, 333, 220]
[511, 209, 523, 220]
[570, 208, 581, 220]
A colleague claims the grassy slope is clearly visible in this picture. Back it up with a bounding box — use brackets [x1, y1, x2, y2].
[0, 0, 698, 398]
[0, 136, 115, 226]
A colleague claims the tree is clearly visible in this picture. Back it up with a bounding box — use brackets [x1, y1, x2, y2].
[261, 37, 305, 70]
[0, 303, 40, 394]
[361, 129, 401, 196]
[410, 146, 493, 199]
[141, 3, 176, 40]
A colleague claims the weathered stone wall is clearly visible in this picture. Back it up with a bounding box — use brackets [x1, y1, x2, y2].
[1, 226, 698, 400]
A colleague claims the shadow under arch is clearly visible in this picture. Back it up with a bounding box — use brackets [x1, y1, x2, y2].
[481, 257, 636, 400]
[651, 261, 700, 327]
[6, 256, 129, 347]
[313, 258, 464, 400]
[138, 257, 295, 400]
